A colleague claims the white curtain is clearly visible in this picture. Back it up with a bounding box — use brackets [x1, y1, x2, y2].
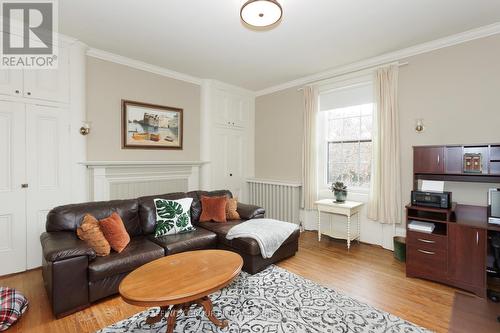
[368, 64, 402, 224]
[302, 86, 319, 210]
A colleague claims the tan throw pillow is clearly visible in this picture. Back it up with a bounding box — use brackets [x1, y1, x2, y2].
[76, 214, 111, 256]
[226, 198, 240, 220]
[100, 212, 131, 253]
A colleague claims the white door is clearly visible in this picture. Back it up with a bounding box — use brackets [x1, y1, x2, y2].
[25, 105, 71, 269]
[0, 69, 23, 97]
[0, 101, 26, 276]
[23, 46, 70, 103]
[211, 128, 245, 198]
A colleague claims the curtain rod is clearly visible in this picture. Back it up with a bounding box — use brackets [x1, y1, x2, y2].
[297, 61, 409, 91]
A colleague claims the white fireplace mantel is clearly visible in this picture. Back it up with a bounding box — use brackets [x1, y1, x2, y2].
[82, 161, 209, 201]
[82, 160, 208, 167]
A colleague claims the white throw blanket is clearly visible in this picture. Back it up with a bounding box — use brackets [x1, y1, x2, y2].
[226, 219, 299, 259]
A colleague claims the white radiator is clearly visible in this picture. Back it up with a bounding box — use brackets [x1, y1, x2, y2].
[247, 179, 302, 225]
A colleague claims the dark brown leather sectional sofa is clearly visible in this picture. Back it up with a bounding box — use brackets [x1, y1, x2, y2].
[40, 190, 300, 318]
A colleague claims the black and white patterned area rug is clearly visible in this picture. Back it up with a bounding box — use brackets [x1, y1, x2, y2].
[98, 265, 431, 333]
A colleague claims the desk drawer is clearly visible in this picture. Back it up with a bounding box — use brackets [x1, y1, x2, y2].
[407, 230, 447, 252]
[407, 244, 447, 277]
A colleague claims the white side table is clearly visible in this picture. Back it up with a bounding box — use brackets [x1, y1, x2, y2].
[315, 199, 364, 250]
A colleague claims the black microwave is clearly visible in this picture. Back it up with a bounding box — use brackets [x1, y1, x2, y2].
[411, 190, 452, 209]
[488, 188, 500, 225]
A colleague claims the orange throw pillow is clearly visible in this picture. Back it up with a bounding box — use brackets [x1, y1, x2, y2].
[199, 196, 228, 223]
[226, 198, 240, 220]
[77, 214, 111, 256]
[99, 212, 130, 253]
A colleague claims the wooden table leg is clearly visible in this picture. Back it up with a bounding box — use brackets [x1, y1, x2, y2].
[147, 298, 227, 332]
[166, 304, 182, 333]
[146, 305, 169, 325]
[196, 296, 228, 328]
[182, 301, 194, 315]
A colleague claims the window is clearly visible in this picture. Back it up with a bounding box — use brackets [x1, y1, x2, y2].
[318, 80, 374, 191]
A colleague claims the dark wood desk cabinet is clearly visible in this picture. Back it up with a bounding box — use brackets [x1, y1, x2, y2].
[413, 144, 500, 184]
[447, 224, 486, 296]
[406, 205, 488, 297]
[413, 146, 445, 174]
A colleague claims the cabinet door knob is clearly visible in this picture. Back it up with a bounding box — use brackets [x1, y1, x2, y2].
[27, 92, 31, 96]
[229, 173, 233, 177]
[15, 90, 20, 94]
[21, 183, 29, 188]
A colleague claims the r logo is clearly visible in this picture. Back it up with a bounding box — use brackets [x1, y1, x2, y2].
[2, 1, 53, 54]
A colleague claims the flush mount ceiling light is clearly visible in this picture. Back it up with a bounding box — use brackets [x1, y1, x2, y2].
[240, 0, 283, 28]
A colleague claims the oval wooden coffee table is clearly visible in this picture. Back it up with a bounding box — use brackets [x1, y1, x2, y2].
[119, 250, 243, 333]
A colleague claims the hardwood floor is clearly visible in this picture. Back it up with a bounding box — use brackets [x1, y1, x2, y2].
[1, 231, 499, 332]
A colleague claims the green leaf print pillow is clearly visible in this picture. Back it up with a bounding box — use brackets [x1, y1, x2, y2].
[153, 198, 195, 237]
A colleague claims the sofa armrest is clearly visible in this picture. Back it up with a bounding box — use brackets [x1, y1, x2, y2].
[237, 203, 265, 220]
[41, 232, 96, 262]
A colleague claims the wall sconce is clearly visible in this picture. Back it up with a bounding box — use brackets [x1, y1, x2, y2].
[415, 119, 425, 133]
[80, 121, 91, 136]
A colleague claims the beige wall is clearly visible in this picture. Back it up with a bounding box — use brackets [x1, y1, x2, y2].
[255, 87, 304, 182]
[399, 34, 500, 205]
[255, 34, 500, 206]
[86, 57, 201, 161]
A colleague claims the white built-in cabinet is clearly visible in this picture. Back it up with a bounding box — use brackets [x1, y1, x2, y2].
[0, 46, 69, 103]
[214, 88, 250, 129]
[201, 81, 255, 201]
[0, 42, 81, 276]
[0, 69, 23, 96]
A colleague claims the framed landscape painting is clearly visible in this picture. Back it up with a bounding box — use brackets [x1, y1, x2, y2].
[122, 100, 183, 150]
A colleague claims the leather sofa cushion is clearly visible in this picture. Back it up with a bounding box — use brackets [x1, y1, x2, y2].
[200, 221, 300, 256]
[198, 220, 245, 239]
[138, 192, 187, 235]
[188, 190, 233, 224]
[186, 191, 202, 223]
[46, 199, 142, 237]
[148, 228, 217, 255]
[88, 236, 163, 282]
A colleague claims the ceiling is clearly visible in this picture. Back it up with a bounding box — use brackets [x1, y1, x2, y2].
[59, 0, 500, 91]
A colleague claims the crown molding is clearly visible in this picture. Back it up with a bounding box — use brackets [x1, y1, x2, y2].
[208, 79, 256, 97]
[255, 22, 500, 97]
[86, 48, 203, 86]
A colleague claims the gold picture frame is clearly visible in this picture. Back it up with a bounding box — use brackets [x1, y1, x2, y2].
[122, 100, 183, 150]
